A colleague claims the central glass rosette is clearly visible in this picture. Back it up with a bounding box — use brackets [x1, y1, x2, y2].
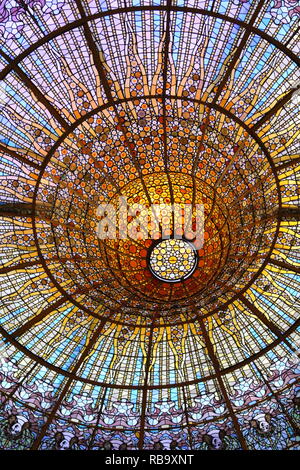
[148, 238, 198, 282]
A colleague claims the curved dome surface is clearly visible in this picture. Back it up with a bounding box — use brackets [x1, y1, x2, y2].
[0, 0, 299, 451]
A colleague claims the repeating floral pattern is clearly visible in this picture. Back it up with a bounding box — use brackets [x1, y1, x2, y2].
[0, 354, 299, 449]
[0, 0, 64, 38]
[0, 0, 299, 451]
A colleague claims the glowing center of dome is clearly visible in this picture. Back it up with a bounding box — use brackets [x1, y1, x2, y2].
[148, 239, 198, 282]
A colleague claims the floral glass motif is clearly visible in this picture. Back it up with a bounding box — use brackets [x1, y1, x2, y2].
[0, 0, 299, 452]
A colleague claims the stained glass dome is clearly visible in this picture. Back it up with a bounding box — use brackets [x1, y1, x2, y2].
[0, 0, 299, 451]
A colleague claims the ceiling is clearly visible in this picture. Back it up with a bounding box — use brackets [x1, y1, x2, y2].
[0, 0, 299, 450]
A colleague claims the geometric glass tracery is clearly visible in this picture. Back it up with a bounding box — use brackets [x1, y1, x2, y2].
[0, 0, 299, 452]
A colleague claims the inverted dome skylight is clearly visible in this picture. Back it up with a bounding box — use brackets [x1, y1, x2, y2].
[0, 0, 299, 451]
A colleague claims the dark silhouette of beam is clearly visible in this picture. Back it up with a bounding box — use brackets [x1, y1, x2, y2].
[11, 296, 67, 339]
[0, 143, 40, 169]
[250, 361, 300, 436]
[276, 157, 300, 171]
[239, 293, 295, 351]
[0, 260, 40, 274]
[30, 318, 108, 449]
[74, 0, 155, 210]
[252, 87, 300, 131]
[0, 202, 38, 218]
[278, 207, 300, 221]
[161, 0, 175, 222]
[269, 258, 300, 274]
[0, 49, 69, 130]
[214, 0, 266, 104]
[197, 316, 248, 450]
[138, 321, 154, 449]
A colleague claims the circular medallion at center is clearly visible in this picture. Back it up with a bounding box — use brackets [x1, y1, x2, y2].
[148, 239, 198, 282]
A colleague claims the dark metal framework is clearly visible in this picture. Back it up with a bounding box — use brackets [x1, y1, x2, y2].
[0, 0, 299, 450]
